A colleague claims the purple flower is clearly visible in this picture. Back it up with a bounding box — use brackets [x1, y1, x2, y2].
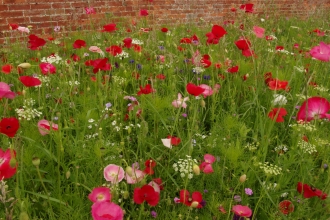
[233, 195, 241, 202]
[324, 164, 328, 169]
[151, 210, 157, 218]
[245, 188, 253, 196]
[105, 102, 112, 108]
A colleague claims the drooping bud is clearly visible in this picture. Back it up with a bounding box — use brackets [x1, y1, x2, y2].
[32, 157, 40, 167]
[200, 99, 206, 108]
[18, 63, 31, 69]
[66, 170, 71, 179]
[123, 191, 129, 199]
[125, 166, 133, 176]
[191, 201, 199, 208]
[239, 174, 247, 183]
[193, 164, 200, 175]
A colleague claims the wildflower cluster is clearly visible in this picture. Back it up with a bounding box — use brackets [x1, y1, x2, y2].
[259, 162, 282, 175]
[244, 142, 259, 151]
[297, 140, 317, 154]
[173, 155, 198, 179]
[41, 53, 62, 64]
[15, 98, 42, 120]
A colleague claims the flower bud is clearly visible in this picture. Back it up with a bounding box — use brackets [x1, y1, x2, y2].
[9, 158, 17, 168]
[239, 174, 247, 183]
[18, 63, 31, 69]
[127, 127, 132, 134]
[66, 170, 71, 179]
[32, 157, 40, 166]
[19, 211, 29, 220]
[200, 100, 206, 108]
[190, 201, 199, 208]
[125, 166, 133, 176]
[123, 191, 129, 199]
[193, 164, 200, 175]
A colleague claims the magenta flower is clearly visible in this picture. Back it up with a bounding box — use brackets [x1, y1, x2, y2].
[310, 42, 330, 62]
[172, 93, 189, 109]
[88, 187, 112, 203]
[37, 119, 58, 136]
[124, 168, 145, 184]
[253, 26, 265, 38]
[0, 82, 16, 99]
[245, 188, 253, 195]
[0, 149, 17, 180]
[104, 164, 125, 184]
[199, 84, 214, 98]
[91, 201, 124, 220]
[39, 62, 56, 75]
[199, 154, 216, 174]
[232, 205, 252, 218]
[297, 97, 330, 122]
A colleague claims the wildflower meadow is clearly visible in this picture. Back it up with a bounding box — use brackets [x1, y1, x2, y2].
[1, 3, 330, 220]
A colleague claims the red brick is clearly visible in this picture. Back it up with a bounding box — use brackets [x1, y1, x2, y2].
[0, 11, 24, 18]
[30, 16, 51, 23]
[30, 3, 52, 10]
[0, 5, 8, 11]
[3, 0, 26, 3]
[8, 4, 31, 10]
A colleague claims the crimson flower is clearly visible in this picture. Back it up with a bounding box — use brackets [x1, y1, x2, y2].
[297, 182, 327, 200]
[0, 117, 20, 138]
[9, 24, 19, 30]
[0, 149, 17, 179]
[73, 39, 86, 49]
[19, 76, 41, 87]
[85, 58, 111, 73]
[240, 3, 254, 13]
[227, 66, 239, 73]
[28, 34, 46, 50]
[153, 178, 164, 190]
[297, 97, 330, 122]
[137, 84, 155, 96]
[235, 39, 251, 51]
[39, 63, 56, 75]
[268, 107, 287, 122]
[133, 184, 160, 206]
[264, 72, 273, 84]
[206, 25, 227, 44]
[144, 159, 156, 175]
[161, 27, 168, 33]
[180, 38, 192, 44]
[156, 74, 166, 80]
[279, 200, 294, 215]
[123, 38, 132, 48]
[70, 54, 80, 62]
[186, 83, 205, 96]
[167, 135, 181, 145]
[1, 64, 14, 74]
[268, 78, 288, 90]
[140, 9, 148, 16]
[102, 23, 117, 32]
[106, 45, 123, 56]
[179, 190, 204, 208]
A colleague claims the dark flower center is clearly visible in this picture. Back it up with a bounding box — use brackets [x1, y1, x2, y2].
[6, 126, 11, 130]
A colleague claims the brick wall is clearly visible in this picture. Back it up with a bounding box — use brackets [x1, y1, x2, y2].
[0, 0, 329, 44]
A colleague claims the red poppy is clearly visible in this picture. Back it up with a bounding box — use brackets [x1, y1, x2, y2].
[144, 159, 156, 175]
[240, 3, 254, 13]
[242, 49, 255, 57]
[227, 66, 239, 73]
[140, 9, 148, 16]
[1, 64, 14, 74]
[161, 27, 168, 33]
[268, 107, 287, 122]
[279, 200, 294, 215]
[0, 149, 17, 179]
[133, 184, 160, 206]
[123, 38, 132, 48]
[85, 58, 111, 73]
[186, 83, 205, 96]
[180, 38, 192, 44]
[265, 36, 273, 41]
[268, 79, 288, 91]
[297, 182, 327, 200]
[276, 46, 284, 51]
[9, 24, 19, 30]
[206, 25, 227, 44]
[179, 190, 203, 208]
[235, 39, 251, 51]
[0, 117, 20, 138]
[106, 45, 122, 56]
[156, 74, 166, 80]
[28, 34, 46, 50]
[133, 44, 142, 52]
[102, 23, 117, 32]
[264, 72, 273, 84]
[167, 135, 181, 145]
[70, 54, 80, 62]
[137, 84, 155, 96]
[19, 76, 41, 87]
[73, 39, 86, 49]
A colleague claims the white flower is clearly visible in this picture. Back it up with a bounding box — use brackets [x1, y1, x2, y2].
[272, 94, 287, 106]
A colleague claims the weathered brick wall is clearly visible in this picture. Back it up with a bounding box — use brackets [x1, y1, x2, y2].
[0, 0, 329, 43]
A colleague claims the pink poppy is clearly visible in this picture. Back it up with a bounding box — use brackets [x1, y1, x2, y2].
[85, 7, 96, 15]
[89, 46, 103, 54]
[91, 201, 124, 220]
[199, 154, 216, 174]
[88, 187, 112, 203]
[309, 42, 330, 62]
[148, 181, 161, 193]
[17, 26, 30, 33]
[124, 168, 145, 184]
[0, 82, 16, 99]
[39, 63, 56, 75]
[253, 26, 265, 38]
[199, 84, 213, 98]
[104, 164, 125, 184]
[232, 205, 252, 217]
[172, 93, 189, 109]
[161, 138, 172, 149]
[37, 119, 58, 136]
[297, 97, 330, 122]
[0, 149, 17, 180]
